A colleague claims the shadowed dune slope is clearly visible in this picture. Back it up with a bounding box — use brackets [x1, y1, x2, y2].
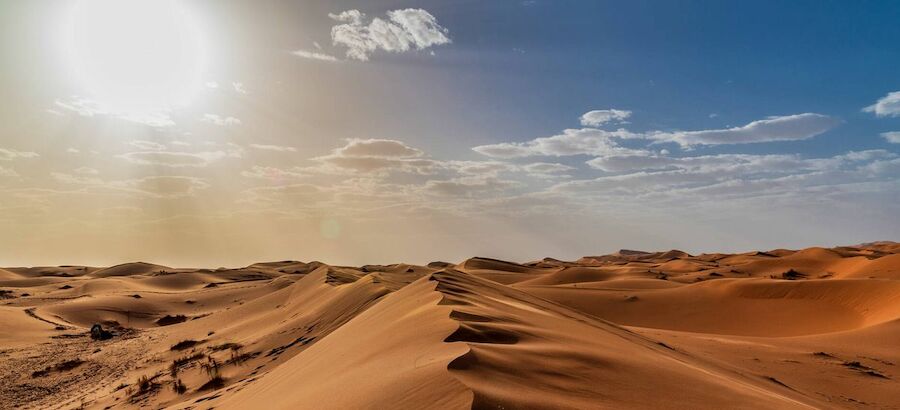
[212, 275, 473, 410]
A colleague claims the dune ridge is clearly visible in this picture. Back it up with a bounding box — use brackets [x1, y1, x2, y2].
[0, 242, 898, 409]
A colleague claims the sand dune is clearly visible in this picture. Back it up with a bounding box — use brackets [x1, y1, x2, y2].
[1, 242, 898, 409]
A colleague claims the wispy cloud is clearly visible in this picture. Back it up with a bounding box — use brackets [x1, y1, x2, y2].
[249, 144, 297, 152]
[652, 113, 841, 146]
[128, 140, 167, 151]
[291, 49, 340, 62]
[118, 145, 243, 168]
[0, 148, 39, 161]
[473, 128, 647, 158]
[0, 166, 19, 177]
[202, 114, 242, 126]
[241, 166, 308, 181]
[54, 96, 175, 128]
[473, 112, 839, 158]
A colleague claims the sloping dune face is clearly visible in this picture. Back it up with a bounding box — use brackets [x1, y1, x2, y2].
[0, 242, 898, 409]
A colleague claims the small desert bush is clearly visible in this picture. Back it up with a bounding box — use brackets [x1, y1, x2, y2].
[200, 357, 220, 378]
[172, 378, 187, 394]
[136, 375, 152, 393]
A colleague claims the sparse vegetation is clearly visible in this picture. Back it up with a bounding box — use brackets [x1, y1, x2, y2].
[31, 359, 85, 378]
[170, 339, 203, 351]
[201, 357, 220, 378]
[135, 374, 156, 396]
[210, 342, 242, 351]
[170, 352, 205, 376]
[226, 349, 259, 366]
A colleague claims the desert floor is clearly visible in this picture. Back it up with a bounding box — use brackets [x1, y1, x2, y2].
[1, 242, 899, 409]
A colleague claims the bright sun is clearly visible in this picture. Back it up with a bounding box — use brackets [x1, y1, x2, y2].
[64, 0, 205, 119]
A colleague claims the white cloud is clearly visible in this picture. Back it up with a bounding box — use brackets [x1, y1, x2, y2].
[521, 162, 575, 177]
[241, 166, 308, 181]
[579, 109, 632, 127]
[881, 131, 900, 144]
[66, 148, 80, 154]
[249, 144, 297, 152]
[54, 96, 175, 128]
[118, 152, 210, 167]
[473, 128, 646, 158]
[118, 146, 242, 168]
[0, 148, 39, 161]
[335, 138, 423, 158]
[475, 113, 840, 158]
[232, 82, 248, 94]
[553, 150, 899, 204]
[424, 177, 521, 197]
[587, 153, 821, 174]
[651, 113, 840, 146]
[202, 114, 242, 126]
[122, 176, 210, 198]
[330, 8, 451, 61]
[205, 81, 219, 89]
[292, 49, 340, 62]
[863, 91, 900, 117]
[128, 140, 167, 151]
[445, 161, 517, 177]
[310, 139, 436, 175]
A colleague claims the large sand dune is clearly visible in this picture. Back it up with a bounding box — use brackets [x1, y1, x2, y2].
[1, 242, 899, 409]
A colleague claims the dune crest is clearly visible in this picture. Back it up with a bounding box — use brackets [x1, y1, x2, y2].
[1, 242, 898, 409]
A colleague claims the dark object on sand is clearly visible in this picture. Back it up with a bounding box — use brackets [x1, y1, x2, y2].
[781, 269, 808, 280]
[90, 324, 113, 340]
[156, 315, 188, 326]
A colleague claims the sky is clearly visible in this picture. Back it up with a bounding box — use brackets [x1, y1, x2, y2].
[0, 0, 898, 267]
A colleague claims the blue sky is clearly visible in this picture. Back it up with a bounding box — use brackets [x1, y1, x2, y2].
[431, 0, 900, 155]
[0, 0, 898, 266]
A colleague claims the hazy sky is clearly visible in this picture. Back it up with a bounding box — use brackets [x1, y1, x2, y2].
[1, 0, 898, 267]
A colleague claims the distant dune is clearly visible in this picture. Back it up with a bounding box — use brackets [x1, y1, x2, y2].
[1, 242, 899, 409]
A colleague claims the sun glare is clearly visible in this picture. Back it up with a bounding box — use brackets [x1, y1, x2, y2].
[64, 0, 205, 120]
